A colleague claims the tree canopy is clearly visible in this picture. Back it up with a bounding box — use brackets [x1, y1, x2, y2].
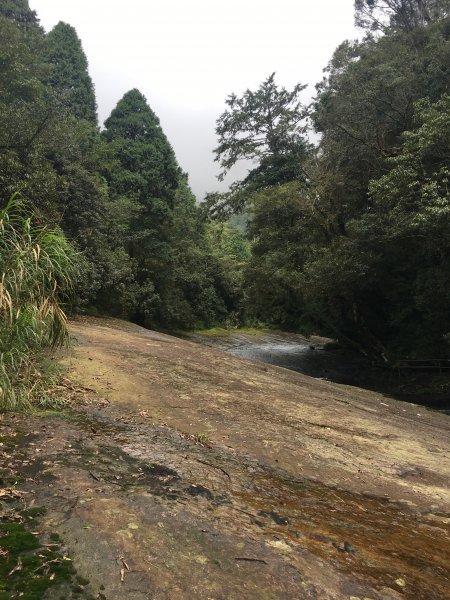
[2, 0, 450, 369]
[102, 89, 234, 328]
[214, 73, 309, 181]
[45, 22, 97, 124]
[354, 0, 450, 31]
[0, 9, 238, 334]
[0, 0, 40, 29]
[209, 4, 450, 362]
[208, 74, 311, 217]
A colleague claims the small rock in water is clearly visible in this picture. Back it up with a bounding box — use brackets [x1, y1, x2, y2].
[395, 578, 406, 587]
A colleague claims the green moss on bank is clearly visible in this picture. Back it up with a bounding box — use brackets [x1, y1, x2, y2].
[0, 498, 93, 599]
[0, 519, 76, 599]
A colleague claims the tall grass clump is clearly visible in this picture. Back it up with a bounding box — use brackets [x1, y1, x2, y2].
[0, 195, 79, 410]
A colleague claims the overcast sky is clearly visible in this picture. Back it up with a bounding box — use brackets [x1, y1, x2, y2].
[29, 0, 360, 200]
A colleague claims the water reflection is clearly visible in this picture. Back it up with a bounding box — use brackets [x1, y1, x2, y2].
[228, 340, 371, 385]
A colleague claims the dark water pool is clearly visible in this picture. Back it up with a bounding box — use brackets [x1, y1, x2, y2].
[228, 341, 367, 383]
[225, 338, 450, 413]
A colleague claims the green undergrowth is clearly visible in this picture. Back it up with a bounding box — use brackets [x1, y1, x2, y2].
[0, 196, 79, 412]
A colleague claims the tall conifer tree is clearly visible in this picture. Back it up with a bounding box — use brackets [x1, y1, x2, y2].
[0, 0, 39, 29]
[45, 22, 97, 124]
[103, 89, 231, 328]
[103, 89, 180, 324]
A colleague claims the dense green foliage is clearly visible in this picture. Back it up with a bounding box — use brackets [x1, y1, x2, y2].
[2, 0, 450, 377]
[0, 0, 39, 29]
[0, 1, 246, 406]
[211, 0, 450, 362]
[0, 2, 237, 337]
[101, 89, 238, 328]
[0, 15, 60, 218]
[298, 3, 450, 360]
[102, 88, 180, 324]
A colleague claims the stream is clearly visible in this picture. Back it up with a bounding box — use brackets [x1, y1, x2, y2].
[189, 331, 450, 412]
[228, 338, 365, 383]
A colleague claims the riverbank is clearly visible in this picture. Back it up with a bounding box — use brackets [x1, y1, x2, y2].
[1, 316, 449, 599]
[188, 328, 450, 412]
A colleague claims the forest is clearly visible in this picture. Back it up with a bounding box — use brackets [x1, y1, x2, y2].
[0, 0, 449, 408]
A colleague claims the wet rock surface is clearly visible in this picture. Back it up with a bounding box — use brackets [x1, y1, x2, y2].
[1, 316, 449, 599]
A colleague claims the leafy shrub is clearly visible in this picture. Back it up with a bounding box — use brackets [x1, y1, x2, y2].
[0, 195, 78, 409]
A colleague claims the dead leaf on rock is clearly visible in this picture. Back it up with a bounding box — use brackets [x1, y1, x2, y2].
[0, 488, 25, 499]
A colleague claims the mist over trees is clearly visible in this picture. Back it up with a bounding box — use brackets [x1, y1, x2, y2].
[1, 0, 449, 363]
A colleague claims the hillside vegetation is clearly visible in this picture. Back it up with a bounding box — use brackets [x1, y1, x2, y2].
[1, 0, 450, 408]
